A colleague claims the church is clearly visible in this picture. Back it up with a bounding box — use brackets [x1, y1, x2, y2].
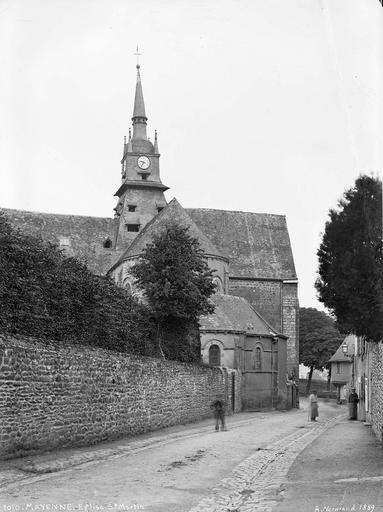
[3, 63, 299, 410]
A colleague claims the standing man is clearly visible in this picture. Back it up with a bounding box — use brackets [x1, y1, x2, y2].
[211, 396, 227, 431]
[348, 388, 359, 420]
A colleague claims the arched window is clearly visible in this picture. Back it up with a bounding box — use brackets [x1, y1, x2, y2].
[212, 277, 223, 294]
[253, 347, 262, 370]
[103, 237, 112, 248]
[209, 344, 221, 366]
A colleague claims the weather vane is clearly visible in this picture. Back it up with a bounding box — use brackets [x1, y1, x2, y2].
[134, 45, 141, 68]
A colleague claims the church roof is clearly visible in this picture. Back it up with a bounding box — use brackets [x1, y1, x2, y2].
[187, 208, 297, 280]
[132, 66, 147, 120]
[111, 198, 227, 269]
[2, 204, 297, 283]
[2, 208, 115, 276]
[200, 294, 284, 337]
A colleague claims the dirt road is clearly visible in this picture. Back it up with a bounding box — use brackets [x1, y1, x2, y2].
[0, 399, 344, 512]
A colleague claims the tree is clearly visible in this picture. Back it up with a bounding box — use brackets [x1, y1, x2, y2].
[130, 223, 216, 362]
[316, 175, 383, 342]
[299, 307, 343, 394]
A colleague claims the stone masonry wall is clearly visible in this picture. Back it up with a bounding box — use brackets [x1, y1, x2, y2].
[282, 282, 299, 377]
[229, 278, 299, 378]
[370, 342, 383, 440]
[228, 279, 282, 331]
[0, 335, 230, 460]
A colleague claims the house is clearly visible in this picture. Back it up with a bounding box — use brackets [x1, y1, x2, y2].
[329, 334, 356, 403]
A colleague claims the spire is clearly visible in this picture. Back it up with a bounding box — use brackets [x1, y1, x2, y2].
[132, 65, 147, 120]
[131, 60, 148, 140]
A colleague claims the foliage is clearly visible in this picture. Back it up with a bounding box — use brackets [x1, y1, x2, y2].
[0, 212, 154, 353]
[315, 175, 383, 342]
[299, 307, 343, 393]
[299, 307, 343, 370]
[130, 223, 216, 362]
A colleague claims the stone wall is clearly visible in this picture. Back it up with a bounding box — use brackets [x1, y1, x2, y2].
[229, 278, 299, 376]
[282, 282, 299, 376]
[229, 278, 282, 331]
[370, 342, 383, 440]
[0, 335, 234, 460]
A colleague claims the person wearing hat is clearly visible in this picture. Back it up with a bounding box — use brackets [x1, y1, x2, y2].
[210, 395, 227, 431]
[348, 388, 359, 420]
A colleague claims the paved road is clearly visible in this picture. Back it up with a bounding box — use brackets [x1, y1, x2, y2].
[0, 400, 345, 512]
[274, 415, 383, 512]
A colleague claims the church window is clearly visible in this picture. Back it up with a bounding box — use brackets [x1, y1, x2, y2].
[126, 224, 140, 232]
[212, 277, 223, 294]
[254, 347, 262, 370]
[128, 205, 136, 212]
[209, 344, 221, 366]
[103, 237, 112, 248]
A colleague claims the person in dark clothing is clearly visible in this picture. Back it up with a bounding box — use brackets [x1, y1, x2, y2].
[348, 388, 359, 420]
[211, 397, 227, 431]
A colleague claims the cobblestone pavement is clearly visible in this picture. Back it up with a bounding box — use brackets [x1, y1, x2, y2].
[188, 414, 342, 512]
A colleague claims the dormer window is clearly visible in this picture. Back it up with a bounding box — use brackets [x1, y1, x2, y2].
[126, 224, 140, 232]
[128, 205, 137, 212]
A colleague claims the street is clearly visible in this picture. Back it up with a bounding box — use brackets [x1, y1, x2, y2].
[0, 399, 360, 512]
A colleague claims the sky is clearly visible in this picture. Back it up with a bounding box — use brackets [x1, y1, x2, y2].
[1, 0, 382, 310]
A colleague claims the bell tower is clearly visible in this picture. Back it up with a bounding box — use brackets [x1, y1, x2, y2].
[113, 62, 169, 250]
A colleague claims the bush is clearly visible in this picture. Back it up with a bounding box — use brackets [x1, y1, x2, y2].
[0, 212, 155, 353]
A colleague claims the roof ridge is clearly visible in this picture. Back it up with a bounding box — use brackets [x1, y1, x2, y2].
[1, 207, 113, 221]
[186, 207, 286, 218]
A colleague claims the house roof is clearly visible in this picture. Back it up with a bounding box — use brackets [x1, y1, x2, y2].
[328, 334, 356, 363]
[186, 208, 297, 280]
[112, 198, 227, 269]
[200, 293, 284, 337]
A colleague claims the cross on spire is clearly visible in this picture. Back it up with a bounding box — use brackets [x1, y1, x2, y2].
[134, 45, 141, 68]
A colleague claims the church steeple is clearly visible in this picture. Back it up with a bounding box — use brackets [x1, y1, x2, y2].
[112, 58, 168, 250]
[132, 65, 147, 140]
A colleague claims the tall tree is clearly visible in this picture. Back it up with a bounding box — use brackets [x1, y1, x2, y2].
[130, 223, 216, 362]
[299, 307, 343, 394]
[316, 175, 383, 342]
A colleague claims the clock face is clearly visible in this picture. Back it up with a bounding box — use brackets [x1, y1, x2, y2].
[137, 156, 151, 170]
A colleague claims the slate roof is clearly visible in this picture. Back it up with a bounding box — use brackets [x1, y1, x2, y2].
[2, 203, 297, 282]
[200, 294, 284, 337]
[187, 208, 297, 280]
[111, 198, 227, 269]
[328, 334, 356, 363]
[2, 208, 115, 276]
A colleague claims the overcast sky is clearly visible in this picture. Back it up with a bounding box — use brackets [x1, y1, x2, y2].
[1, 0, 382, 310]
